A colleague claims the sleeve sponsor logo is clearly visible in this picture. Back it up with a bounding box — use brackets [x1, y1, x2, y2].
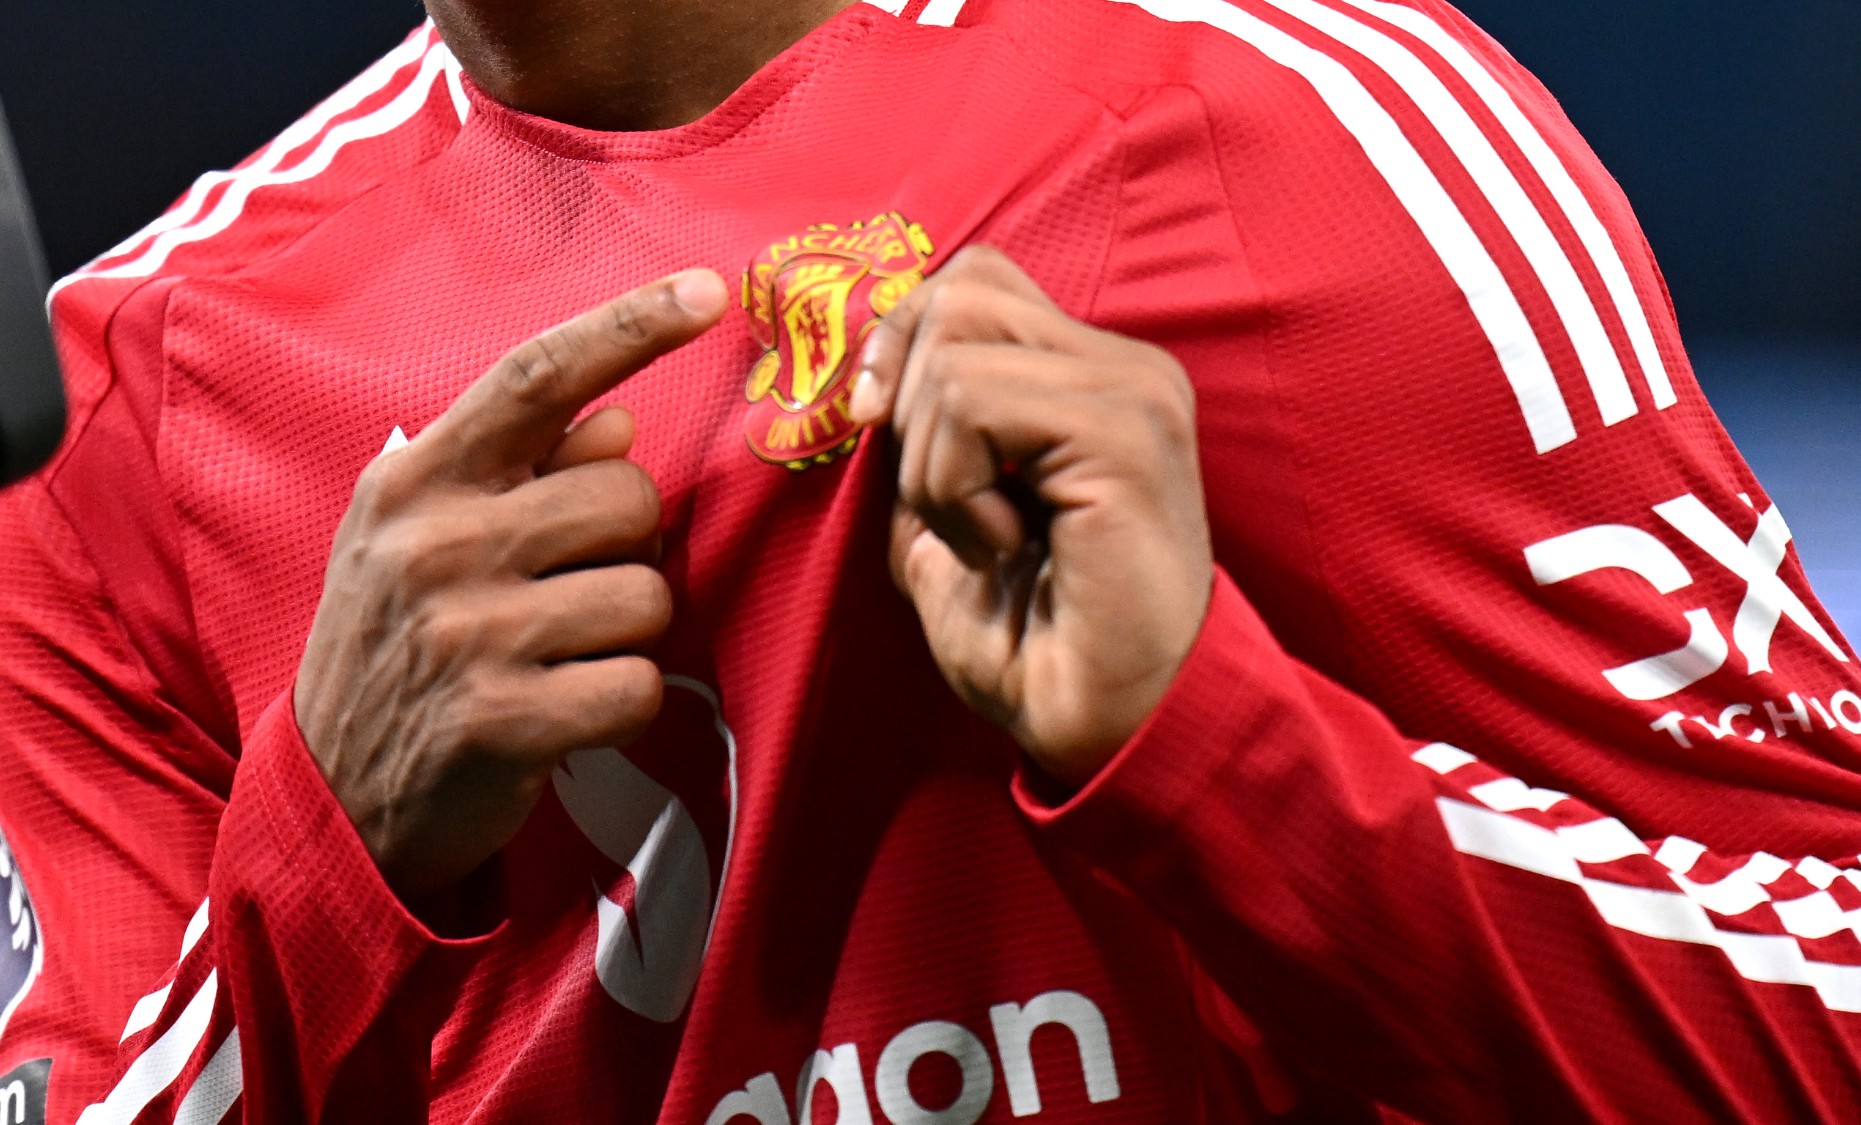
[1525, 491, 1859, 751]
[0, 834, 42, 1047]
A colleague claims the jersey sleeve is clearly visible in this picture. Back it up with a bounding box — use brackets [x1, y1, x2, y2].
[1012, 1, 1861, 1119]
[1016, 572, 1861, 1122]
[0, 278, 495, 1124]
[0, 27, 494, 1123]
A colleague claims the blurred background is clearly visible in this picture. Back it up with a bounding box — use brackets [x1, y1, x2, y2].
[0, 0, 1854, 632]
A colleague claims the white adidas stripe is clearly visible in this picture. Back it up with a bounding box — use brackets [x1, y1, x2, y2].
[174, 1031, 243, 1125]
[119, 983, 173, 1045]
[918, 0, 971, 26]
[78, 971, 221, 1125]
[52, 29, 456, 300]
[66, 29, 433, 282]
[179, 898, 211, 960]
[120, 900, 211, 1043]
[1107, 0, 1577, 452]
[1334, 0, 1676, 411]
[440, 46, 472, 125]
[1257, 0, 1640, 433]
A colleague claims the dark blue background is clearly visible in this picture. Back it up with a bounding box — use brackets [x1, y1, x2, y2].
[1450, 1, 1860, 639]
[0, 0, 1854, 630]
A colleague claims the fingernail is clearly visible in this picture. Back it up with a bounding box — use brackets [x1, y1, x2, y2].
[670, 270, 728, 316]
[847, 367, 881, 424]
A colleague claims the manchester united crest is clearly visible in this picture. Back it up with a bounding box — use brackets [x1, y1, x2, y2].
[741, 212, 934, 469]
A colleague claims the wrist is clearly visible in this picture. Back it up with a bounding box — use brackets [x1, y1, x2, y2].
[1022, 584, 1212, 788]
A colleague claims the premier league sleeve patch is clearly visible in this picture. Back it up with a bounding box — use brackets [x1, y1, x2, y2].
[0, 1058, 49, 1125]
[0, 831, 42, 1047]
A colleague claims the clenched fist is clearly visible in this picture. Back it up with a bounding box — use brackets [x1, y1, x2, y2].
[295, 270, 730, 897]
[850, 246, 1215, 787]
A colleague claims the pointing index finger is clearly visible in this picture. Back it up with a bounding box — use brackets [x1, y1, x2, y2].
[413, 269, 729, 486]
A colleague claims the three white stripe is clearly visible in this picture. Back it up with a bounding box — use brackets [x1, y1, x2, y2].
[118, 900, 212, 1043]
[92, 900, 242, 1124]
[174, 1033, 244, 1125]
[52, 27, 465, 302]
[1334, 0, 1676, 411]
[78, 972, 221, 1125]
[1110, 0, 1672, 453]
[862, 0, 969, 25]
[65, 28, 463, 1125]
[917, 0, 970, 27]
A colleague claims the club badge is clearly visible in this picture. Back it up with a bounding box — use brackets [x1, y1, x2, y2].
[741, 212, 934, 469]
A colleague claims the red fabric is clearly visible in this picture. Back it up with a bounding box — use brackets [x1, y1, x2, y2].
[4, 0, 1860, 1121]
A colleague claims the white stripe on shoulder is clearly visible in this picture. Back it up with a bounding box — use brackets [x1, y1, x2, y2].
[1334, 0, 1676, 410]
[179, 898, 211, 961]
[174, 1031, 243, 1125]
[78, 971, 221, 1125]
[69, 28, 432, 277]
[1105, 0, 1577, 453]
[918, 0, 971, 26]
[52, 27, 455, 300]
[440, 45, 472, 124]
[119, 984, 172, 1045]
[1255, 0, 1640, 434]
[120, 899, 211, 1043]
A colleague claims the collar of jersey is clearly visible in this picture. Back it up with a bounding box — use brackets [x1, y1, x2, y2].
[462, 2, 889, 163]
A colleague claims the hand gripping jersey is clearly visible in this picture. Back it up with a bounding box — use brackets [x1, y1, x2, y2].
[4, 0, 1861, 1120]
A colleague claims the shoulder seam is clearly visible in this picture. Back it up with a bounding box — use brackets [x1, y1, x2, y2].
[1178, 81, 1367, 682]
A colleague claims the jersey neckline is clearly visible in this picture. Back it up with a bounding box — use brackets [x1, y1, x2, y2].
[460, 2, 893, 164]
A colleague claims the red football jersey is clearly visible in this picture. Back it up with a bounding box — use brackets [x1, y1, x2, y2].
[5, 0, 1861, 1121]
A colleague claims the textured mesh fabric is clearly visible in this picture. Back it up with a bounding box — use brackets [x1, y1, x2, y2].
[8, 0, 1861, 1121]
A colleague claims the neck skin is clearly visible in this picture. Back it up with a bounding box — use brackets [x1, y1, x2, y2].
[425, 0, 862, 132]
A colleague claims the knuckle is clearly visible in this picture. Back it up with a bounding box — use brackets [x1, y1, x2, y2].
[609, 462, 664, 538]
[392, 514, 483, 586]
[361, 521, 428, 579]
[1118, 347, 1195, 440]
[449, 673, 522, 755]
[1156, 366, 1198, 435]
[897, 466, 930, 512]
[599, 660, 665, 744]
[916, 284, 958, 338]
[351, 458, 390, 511]
[922, 473, 965, 511]
[947, 243, 1008, 277]
[351, 453, 419, 519]
[920, 282, 984, 335]
[603, 296, 658, 347]
[412, 601, 481, 661]
[502, 336, 576, 408]
[931, 357, 974, 417]
[1145, 390, 1196, 449]
[946, 244, 1028, 294]
[619, 567, 675, 635]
